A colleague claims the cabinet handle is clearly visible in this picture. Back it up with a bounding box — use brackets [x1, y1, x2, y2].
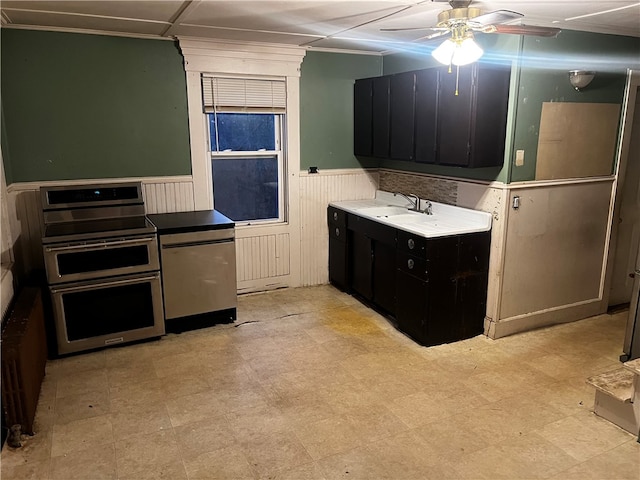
[333, 212, 338, 221]
[335, 227, 340, 237]
[407, 259, 414, 269]
[407, 238, 415, 250]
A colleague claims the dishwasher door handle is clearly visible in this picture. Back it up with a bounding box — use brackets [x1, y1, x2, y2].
[161, 238, 234, 249]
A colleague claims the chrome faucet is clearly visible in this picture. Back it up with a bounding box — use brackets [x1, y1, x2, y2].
[393, 192, 420, 212]
[422, 200, 433, 215]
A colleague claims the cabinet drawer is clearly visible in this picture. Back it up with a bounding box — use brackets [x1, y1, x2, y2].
[328, 206, 347, 227]
[397, 251, 428, 282]
[329, 224, 347, 242]
[397, 230, 427, 256]
[347, 214, 396, 245]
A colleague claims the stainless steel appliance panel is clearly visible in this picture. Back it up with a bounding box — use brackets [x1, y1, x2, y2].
[159, 229, 237, 320]
[44, 235, 160, 284]
[50, 272, 165, 355]
[41, 182, 143, 211]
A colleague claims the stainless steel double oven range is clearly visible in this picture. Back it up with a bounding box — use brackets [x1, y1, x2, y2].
[41, 182, 164, 355]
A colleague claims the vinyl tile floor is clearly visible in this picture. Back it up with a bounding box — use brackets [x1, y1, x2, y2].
[2, 285, 639, 479]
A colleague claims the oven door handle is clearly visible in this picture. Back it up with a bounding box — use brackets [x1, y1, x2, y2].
[162, 238, 234, 249]
[45, 236, 157, 253]
[50, 274, 159, 294]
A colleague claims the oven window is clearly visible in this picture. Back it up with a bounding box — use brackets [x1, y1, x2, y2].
[62, 283, 155, 341]
[57, 246, 150, 275]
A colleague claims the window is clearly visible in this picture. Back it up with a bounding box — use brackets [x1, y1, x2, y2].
[203, 76, 286, 224]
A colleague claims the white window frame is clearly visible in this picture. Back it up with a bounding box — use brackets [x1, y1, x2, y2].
[179, 39, 304, 209]
[179, 38, 306, 291]
[207, 107, 284, 224]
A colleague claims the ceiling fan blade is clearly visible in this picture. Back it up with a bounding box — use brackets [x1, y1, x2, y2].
[381, 26, 447, 32]
[471, 10, 523, 26]
[487, 24, 561, 37]
[419, 30, 451, 41]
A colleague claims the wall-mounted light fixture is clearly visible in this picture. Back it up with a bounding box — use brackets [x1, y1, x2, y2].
[568, 70, 596, 91]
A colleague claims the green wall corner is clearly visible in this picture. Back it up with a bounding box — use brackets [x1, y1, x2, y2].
[300, 50, 381, 171]
[509, 30, 639, 182]
[1, 29, 191, 184]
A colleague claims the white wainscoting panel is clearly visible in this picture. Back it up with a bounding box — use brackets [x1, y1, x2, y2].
[299, 169, 379, 287]
[142, 180, 195, 214]
[236, 233, 290, 284]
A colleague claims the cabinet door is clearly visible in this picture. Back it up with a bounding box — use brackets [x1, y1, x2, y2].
[469, 64, 511, 167]
[389, 71, 416, 161]
[414, 68, 439, 164]
[372, 76, 391, 158]
[372, 241, 396, 314]
[396, 269, 428, 344]
[436, 65, 474, 166]
[329, 227, 348, 291]
[350, 231, 373, 300]
[354, 79, 373, 156]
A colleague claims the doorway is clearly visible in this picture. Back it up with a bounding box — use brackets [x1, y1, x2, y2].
[610, 71, 640, 360]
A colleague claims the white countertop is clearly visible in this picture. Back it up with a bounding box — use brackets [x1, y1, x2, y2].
[330, 191, 492, 239]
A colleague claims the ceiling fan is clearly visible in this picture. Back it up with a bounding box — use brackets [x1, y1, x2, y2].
[383, 0, 561, 66]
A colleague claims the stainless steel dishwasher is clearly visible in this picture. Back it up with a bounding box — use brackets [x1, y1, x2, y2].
[159, 228, 237, 320]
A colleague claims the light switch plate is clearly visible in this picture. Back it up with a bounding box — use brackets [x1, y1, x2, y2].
[515, 150, 525, 167]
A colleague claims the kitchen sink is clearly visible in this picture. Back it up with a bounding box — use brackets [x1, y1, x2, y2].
[358, 205, 411, 218]
[388, 213, 436, 224]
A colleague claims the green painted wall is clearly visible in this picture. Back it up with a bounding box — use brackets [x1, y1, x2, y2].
[510, 30, 640, 182]
[1, 29, 191, 184]
[300, 51, 381, 171]
[380, 34, 520, 183]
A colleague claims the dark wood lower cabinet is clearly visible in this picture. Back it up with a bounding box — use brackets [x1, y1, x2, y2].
[350, 231, 373, 300]
[328, 206, 490, 346]
[327, 206, 349, 291]
[328, 234, 348, 291]
[372, 242, 396, 315]
[395, 269, 427, 343]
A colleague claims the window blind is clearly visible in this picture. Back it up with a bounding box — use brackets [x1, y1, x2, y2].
[202, 76, 286, 113]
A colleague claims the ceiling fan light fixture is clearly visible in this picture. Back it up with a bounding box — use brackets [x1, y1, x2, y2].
[452, 37, 483, 65]
[432, 38, 457, 65]
[432, 35, 483, 66]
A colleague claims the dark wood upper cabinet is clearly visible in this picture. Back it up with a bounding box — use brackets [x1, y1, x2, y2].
[414, 68, 439, 164]
[437, 65, 474, 166]
[354, 62, 510, 168]
[437, 63, 511, 167]
[389, 71, 416, 161]
[353, 78, 373, 157]
[469, 64, 511, 168]
[372, 76, 391, 158]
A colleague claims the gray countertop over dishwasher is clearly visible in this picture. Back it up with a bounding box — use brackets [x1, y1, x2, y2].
[147, 210, 234, 234]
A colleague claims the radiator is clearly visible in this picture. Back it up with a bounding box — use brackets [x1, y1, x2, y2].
[1, 287, 48, 435]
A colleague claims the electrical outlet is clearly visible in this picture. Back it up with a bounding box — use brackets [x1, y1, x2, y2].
[515, 150, 525, 167]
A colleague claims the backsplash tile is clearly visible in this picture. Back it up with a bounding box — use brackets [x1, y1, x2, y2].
[379, 170, 458, 205]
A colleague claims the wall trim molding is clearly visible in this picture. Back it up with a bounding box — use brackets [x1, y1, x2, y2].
[178, 37, 306, 78]
[1, 25, 175, 42]
[299, 167, 377, 177]
[6, 175, 194, 193]
[507, 175, 616, 189]
[378, 168, 500, 187]
[379, 167, 616, 190]
[487, 298, 604, 339]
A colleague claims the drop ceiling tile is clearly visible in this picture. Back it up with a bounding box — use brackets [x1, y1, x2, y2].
[170, 23, 323, 45]
[180, 1, 417, 36]
[4, 10, 169, 36]
[1, 1, 182, 22]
